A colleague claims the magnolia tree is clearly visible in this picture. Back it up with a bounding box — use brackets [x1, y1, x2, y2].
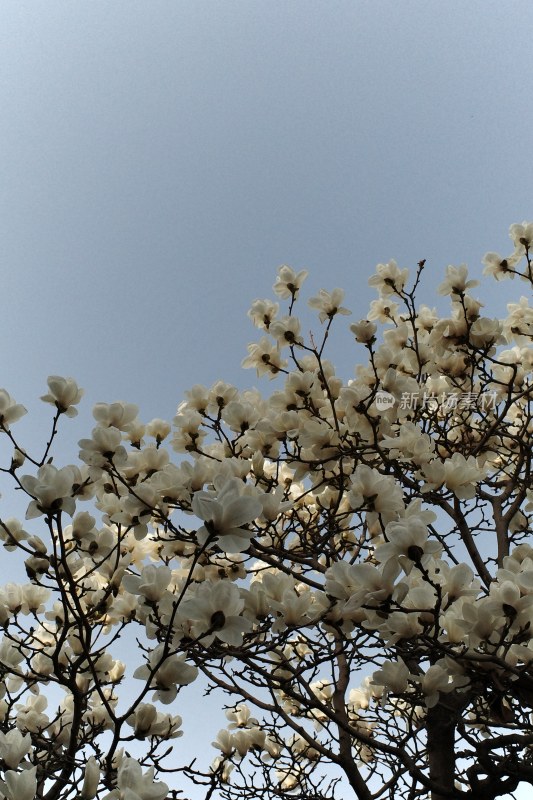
[1, 224, 533, 800]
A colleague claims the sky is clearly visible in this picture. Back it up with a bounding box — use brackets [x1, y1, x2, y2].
[1, 1, 533, 797]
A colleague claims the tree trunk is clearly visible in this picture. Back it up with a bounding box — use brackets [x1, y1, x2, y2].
[427, 702, 456, 800]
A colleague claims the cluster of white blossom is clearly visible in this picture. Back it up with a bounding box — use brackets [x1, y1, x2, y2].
[0, 222, 532, 799]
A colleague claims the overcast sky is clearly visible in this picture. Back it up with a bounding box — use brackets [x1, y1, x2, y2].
[1, 2, 533, 797]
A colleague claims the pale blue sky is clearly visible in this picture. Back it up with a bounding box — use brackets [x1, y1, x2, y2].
[2, 1, 532, 444]
[1, 2, 533, 797]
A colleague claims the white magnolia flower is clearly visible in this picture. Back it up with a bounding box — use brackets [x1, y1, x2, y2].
[3, 766, 37, 800]
[192, 477, 262, 553]
[0, 518, 29, 551]
[247, 298, 279, 329]
[15, 694, 49, 733]
[270, 585, 321, 630]
[0, 584, 24, 619]
[485, 580, 533, 630]
[79, 426, 128, 469]
[348, 464, 404, 521]
[145, 418, 171, 443]
[509, 220, 533, 254]
[503, 296, 533, 345]
[22, 584, 51, 613]
[133, 645, 198, 704]
[443, 453, 486, 500]
[171, 408, 207, 453]
[221, 400, 261, 433]
[210, 755, 234, 783]
[367, 297, 399, 323]
[432, 562, 480, 605]
[269, 316, 303, 348]
[276, 765, 302, 791]
[0, 729, 32, 768]
[468, 316, 503, 347]
[326, 560, 400, 624]
[350, 319, 377, 343]
[414, 663, 467, 708]
[372, 658, 411, 694]
[92, 401, 139, 430]
[0, 390, 26, 429]
[122, 565, 172, 603]
[308, 287, 350, 323]
[368, 259, 409, 297]
[20, 464, 77, 518]
[374, 518, 442, 573]
[212, 729, 235, 757]
[437, 264, 479, 296]
[126, 703, 157, 737]
[41, 376, 83, 417]
[146, 711, 183, 739]
[212, 727, 265, 759]
[273, 265, 308, 299]
[81, 756, 100, 799]
[482, 251, 520, 280]
[242, 337, 287, 377]
[179, 581, 251, 647]
[115, 757, 169, 800]
[226, 703, 258, 729]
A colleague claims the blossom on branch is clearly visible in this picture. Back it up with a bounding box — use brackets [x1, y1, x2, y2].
[191, 477, 263, 553]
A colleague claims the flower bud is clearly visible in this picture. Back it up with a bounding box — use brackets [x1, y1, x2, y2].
[81, 756, 100, 799]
